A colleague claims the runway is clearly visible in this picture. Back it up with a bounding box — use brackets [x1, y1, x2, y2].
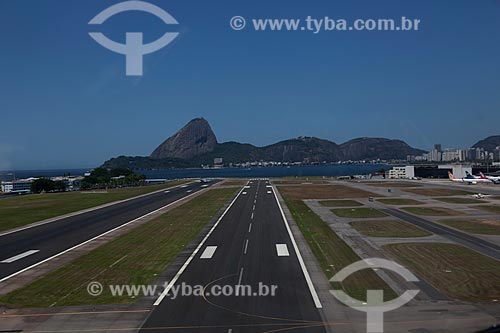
[0, 181, 218, 282]
[140, 180, 327, 333]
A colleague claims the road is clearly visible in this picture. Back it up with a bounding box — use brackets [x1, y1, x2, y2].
[141, 180, 327, 333]
[0, 180, 217, 282]
[378, 207, 500, 261]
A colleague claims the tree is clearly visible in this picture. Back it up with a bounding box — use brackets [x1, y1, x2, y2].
[31, 178, 55, 193]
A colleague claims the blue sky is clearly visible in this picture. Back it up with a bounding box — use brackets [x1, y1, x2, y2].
[0, 0, 499, 169]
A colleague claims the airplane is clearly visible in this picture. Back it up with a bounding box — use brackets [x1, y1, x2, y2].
[448, 171, 492, 184]
[471, 193, 490, 199]
[465, 171, 481, 179]
[479, 172, 500, 184]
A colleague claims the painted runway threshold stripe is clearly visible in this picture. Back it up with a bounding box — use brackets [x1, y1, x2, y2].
[276, 244, 290, 257]
[1, 250, 39, 263]
[200, 246, 217, 259]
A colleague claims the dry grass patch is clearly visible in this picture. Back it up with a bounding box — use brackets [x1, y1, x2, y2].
[438, 218, 500, 235]
[383, 243, 500, 302]
[331, 208, 387, 218]
[278, 184, 380, 200]
[366, 182, 422, 188]
[272, 180, 329, 185]
[319, 200, 363, 207]
[401, 206, 464, 216]
[350, 220, 432, 238]
[377, 198, 424, 205]
[222, 179, 249, 186]
[434, 197, 485, 204]
[403, 188, 474, 197]
[472, 205, 500, 214]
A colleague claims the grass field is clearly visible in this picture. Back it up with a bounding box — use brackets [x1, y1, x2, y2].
[383, 243, 500, 302]
[0, 188, 237, 308]
[403, 188, 474, 197]
[471, 205, 500, 214]
[434, 197, 485, 204]
[278, 184, 380, 200]
[366, 182, 422, 188]
[319, 200, 363, 207]
[0, 180, 190, 233]
[401, 206, 464, 216]
[280, 191, 396, 301]
[331, 208, 388, 218]
[377, 198, 424, 205]
[350, 220, 432, 238]
[438, 218, 500, 235]
[272, 180, 329, 185]
[222, 179, 249, 186]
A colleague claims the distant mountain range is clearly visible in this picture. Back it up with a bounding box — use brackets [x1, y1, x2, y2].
[472, 135, 500, 152]
[102, 118, 430, 169]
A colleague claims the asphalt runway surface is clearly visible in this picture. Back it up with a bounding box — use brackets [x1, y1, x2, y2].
[140, 180, 327, 333]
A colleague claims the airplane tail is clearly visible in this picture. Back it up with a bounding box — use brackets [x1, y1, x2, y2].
[479, 172, 488, 179]
[465, 171, 474, 179]
[448, 171, 455, 180]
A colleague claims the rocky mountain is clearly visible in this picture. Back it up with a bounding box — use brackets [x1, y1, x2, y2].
[102, 118, 426, 169]
[263, 137, 343, 163]
[472, 135, 500, 152]
[339, 137, 424, 160]
[150, 118, 218, 159]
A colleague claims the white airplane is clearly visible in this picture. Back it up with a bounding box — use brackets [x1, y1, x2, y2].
[448, 171, 491, 184]
[480, 172, 500, 184]
[471, 193, 490, 199]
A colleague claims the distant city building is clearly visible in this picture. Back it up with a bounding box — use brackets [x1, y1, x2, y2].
[429, 149, 442, 162]
[213, 157, 223, 168]
[407, 143, 500, 163]
[442, 149, 460, 162]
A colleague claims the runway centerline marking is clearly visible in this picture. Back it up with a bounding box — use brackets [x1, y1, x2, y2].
[276, 244, 290, 257]
[251, 212, 254, 220]
[237, 267, 244, 285]
[200, 246, 217, 259]
[248, 223, 252, 233]
[244, 239, 249, 255]
[1, 250, 40, 263]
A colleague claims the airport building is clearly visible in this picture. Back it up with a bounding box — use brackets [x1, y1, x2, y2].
[1, 179, 33, 194]
[388, 166, 415, 179]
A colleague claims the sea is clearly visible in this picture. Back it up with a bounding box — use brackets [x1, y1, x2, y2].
[0, 164, 389, 181]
